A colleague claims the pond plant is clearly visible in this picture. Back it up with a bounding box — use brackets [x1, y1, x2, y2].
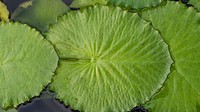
[0, 0, 200, 112]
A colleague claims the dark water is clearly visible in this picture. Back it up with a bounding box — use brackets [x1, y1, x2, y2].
[17, 89, 76, 112]
[18, 99, 72, 112]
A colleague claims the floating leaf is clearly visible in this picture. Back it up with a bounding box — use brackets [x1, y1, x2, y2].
[0, 22, 58, 108]
[107, 0, 164, 10]
[0, 107, 17, 112]
[142, 1, 200, 112]
[11, 0, 69, 34]
[70, 0, 107, 8]
[47, 6, 172, 112]
[0, 1, 9, 21]
[189, 0, 200, 11]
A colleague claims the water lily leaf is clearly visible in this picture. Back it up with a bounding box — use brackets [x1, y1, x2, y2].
[0, 1, 9, 21]
[0, 106, 17, 112]
[0, 108, 17, 112]
[189, 0, 200, 11]
[47, 6, 172, 112]
[11, 0, 69, 34]
[0, 22, 58, 108]
[107, 0, 164, 10]
[70, 0, 107, 8]
[142, 1, 200, 112]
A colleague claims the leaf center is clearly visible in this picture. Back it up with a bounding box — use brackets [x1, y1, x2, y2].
[91, 57, 98, 63]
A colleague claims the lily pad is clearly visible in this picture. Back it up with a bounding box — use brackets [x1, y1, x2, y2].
[0, 108, 17, 112]
[107, 0, 164, 10]
[0, 1, 9, 21]
[11, 0, 69, 34]
[142, 1, 200, 112]
[70, 0, 107, 8]
[47, 6, 172, 112]
[0, 106, 17, 112]
[189, 0, 200, 11]
[0, 22, 58, 108]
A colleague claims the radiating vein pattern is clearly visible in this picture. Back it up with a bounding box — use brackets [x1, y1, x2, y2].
[47, 6, 172, 112]
[142, 1, 200, 112]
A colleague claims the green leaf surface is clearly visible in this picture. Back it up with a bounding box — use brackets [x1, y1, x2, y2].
[11, 0, 69, 34]
[189, 0, 200, 11]
[0, 1, 9, 21]
[47, 6, 172, 112]
[70, 0, 107, 8]
[107, 0, 164, 10]
[142, 1, 200, 112]
[0, 22, 58, 108]
[0, 108, 17, 112]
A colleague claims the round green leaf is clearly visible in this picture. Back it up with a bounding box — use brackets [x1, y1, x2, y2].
[70, 0, 107, 8]
[0, 1, 9, 21]
[0, 22, 58, 108]
[142, 1, 200, 112]
[107, 0, 164, 10]
[189, 0, 200, 11]
[11, 0, 69, 34]
[47, 6, 172, 112]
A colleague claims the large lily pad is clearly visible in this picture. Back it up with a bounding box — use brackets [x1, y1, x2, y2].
[142, 1, 200, 112]
[0, 1, 9, 21]
[47, 6, 172, 112]
[0, 22, 58, 108]
[11, 0, 69, 34]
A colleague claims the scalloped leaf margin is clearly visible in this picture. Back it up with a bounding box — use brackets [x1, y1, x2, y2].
[11, 0, 69, 34]
[141, 1, 200, 112]
[0, 22, 58, 108]
[47, 6, 172, 112]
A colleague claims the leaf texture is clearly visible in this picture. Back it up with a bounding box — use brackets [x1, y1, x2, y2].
[0, 106, 17, 112]
[0, 22, 58, 108]
[47, 6, 172, 112]
[107, 0, 164, 10]
[142, 1, 200, 112]
[189, 0, 200, 11]
[70, 0, 107, 8]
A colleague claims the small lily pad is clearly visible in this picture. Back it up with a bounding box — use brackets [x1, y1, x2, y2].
[47, 6, 172, 112]
[11, 0, 69, 34]
[0, 1, 9, 21]
[0, 22, 58, 108]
